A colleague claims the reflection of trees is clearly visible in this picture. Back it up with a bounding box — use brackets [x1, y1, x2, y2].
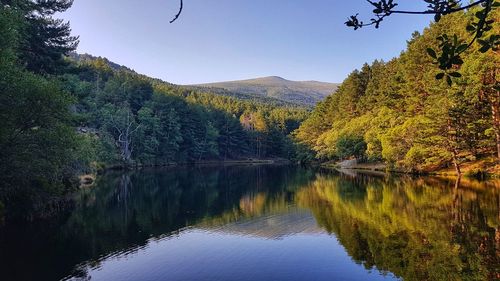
[239, 193, 268, 217]
[296, 174, 500, 281]
[450, 177, 499, 281]
[116, 174, 132, 222]
[27, 165, 313, 280]
[200, 167, 316, 226]
[5, 167, 499, 281]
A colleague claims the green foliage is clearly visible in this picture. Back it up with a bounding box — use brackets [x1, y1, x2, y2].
[335, 134, 367, 160]
[464, 168, 489, 180]
[346, 0, 499, 84]
[297, 174, 499, 281]
[193, 76, 339, 107]
[157, 107, 183, 162]
[57, 54, 308, 166]
[0, 2, 307, 219]
[296, 9, 499, 172]
[0, 6, 20, 66]
[8, 0, 79, 74]
[135, 107, 161, 164]
[0, 64, 78, 216]
[0, 69, 79, 219]
[0, 2, 85, 219]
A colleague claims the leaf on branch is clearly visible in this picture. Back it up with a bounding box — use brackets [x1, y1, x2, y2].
[446, 75, 453, 86]
[427, 48, 437, 59]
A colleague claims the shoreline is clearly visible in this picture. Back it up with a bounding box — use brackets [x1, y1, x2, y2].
[320, 159, 500, 179]
[80, 158, 292, 187]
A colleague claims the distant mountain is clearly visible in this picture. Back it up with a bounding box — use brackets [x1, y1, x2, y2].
[191, 76, 339, 106]
[69, 54, 336, 107]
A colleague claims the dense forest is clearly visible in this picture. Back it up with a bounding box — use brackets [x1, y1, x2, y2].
[295, 8, 499, 175]
[0, 1, 306, 220]
[64, 53, 307, 166]
[1, 0, 498, 221]
[2, 2, 499, 281]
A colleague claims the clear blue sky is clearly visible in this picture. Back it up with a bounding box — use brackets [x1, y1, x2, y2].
[61, 0, 433, 84]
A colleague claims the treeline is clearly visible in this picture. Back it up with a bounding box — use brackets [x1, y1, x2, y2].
[66, 56, 307, 166]
[295, 9, 499, 174]
[0, 1, 307, 219]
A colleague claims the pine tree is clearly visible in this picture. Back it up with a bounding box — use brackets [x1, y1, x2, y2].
[6, 0, 79, 74]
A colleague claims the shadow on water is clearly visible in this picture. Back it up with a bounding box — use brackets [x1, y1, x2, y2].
[0, 166, 498, 281]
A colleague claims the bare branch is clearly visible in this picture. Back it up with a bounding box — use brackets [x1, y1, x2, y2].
[391, 0, 485, 15]
[113, 124, 123, 135]
[170, 0, 183, 23]
[118, 132, 125, 143]
[346, 0, 489, 29]
[130, 124, 141, 135]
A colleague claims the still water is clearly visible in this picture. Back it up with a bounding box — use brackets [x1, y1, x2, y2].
[0, 166, 499, 281]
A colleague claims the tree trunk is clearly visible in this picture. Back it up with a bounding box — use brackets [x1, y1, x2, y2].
[491, 100, 500, 160]
[115, 111, 139, 166]
[452, 177, 461, 222]
[447, 119, 462, 177]
[452, 152, 462, 177]
[199, 133, 207, 162]
[482, 66, 500, 161]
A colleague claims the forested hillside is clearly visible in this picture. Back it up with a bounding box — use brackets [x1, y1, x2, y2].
[65, 55, 307, 165]
[72, 54, 304, 108]
[1, 0, 497, 221]
[193, 76, 339, 107]
[0, 1, 307, 219]
[295, 9, 499, 174]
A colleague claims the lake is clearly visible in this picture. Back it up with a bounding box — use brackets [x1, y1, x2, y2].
[0, 165, 498, 281]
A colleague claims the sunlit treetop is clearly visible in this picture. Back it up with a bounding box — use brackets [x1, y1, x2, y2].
[346, 1, 499, 85]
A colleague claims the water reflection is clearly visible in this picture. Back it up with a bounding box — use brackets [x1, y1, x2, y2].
[297, 173, 500, 281]
[0, 166, 498, 281]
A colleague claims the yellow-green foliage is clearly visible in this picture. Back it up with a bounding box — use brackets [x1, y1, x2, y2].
[295, 175, 499, 280]
[295, 10, 499, 171]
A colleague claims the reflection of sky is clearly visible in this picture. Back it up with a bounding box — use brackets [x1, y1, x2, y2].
[200, 209, 324, 240]
[67, 215, 399, 281]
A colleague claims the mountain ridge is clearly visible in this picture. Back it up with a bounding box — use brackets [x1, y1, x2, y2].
[69, 53, 337, 107]
[191, 76, 339, 106]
